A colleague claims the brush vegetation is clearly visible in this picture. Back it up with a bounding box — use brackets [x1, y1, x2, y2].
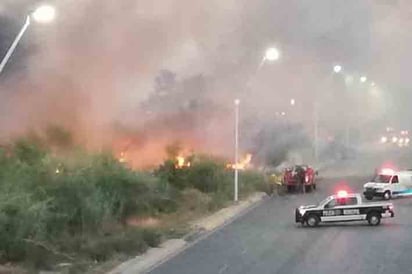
[0, 134, 269, 271]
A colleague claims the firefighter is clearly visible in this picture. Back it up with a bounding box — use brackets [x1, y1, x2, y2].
[269, 173, 283, 196]
[294, 165, 306, 194]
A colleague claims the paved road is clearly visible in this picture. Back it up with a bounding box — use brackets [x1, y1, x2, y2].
[150, 170, 412, 274]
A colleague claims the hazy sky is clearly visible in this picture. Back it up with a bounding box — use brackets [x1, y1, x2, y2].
[0, 0, 410, 162]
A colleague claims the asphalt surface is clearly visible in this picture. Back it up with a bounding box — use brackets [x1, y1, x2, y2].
[150, 159, 412, 274]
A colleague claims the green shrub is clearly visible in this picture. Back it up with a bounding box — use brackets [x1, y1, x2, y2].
[155, 160, 189, 189]
[155, 154, 232, 194]
[239, 170, 270, 196]
[179, 188, 211, 212]
[142, 229, 162, 247]
[80, 234, 144, 262]
[207, 192, 231, 212]
[186, 156, 231, 194]
[0, 136, 269, 269]
[13, 137, 47, 166]
[0, 139, 179, 265]
[79, 228, 162, 262]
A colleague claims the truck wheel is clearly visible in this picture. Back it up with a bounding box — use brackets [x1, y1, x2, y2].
[313, 184, 317, 190]
[364, 195, 373, 201]
[305, 185, 311, 193]
[306, 215, 320, 227]
[383, 191, 391, 200]
[367, 212, 381, 226]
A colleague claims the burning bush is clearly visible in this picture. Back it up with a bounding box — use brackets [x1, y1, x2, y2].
[155, 153, 231, 193]
[0, 138, 179, 268]
[187, 156, 231, 193]
[0, 135, 269, 270]
[156, 151, 269, 201]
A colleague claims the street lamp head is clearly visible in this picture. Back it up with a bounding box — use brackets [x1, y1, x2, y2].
[265, 47, 280, 61]
[333, 65, 342, 73]
[360, 76, 367, 83]
[234, 99, 240, 105]
[32, 5, 56, 23]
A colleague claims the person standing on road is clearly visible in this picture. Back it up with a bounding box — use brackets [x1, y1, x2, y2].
[294, 165, 305, 194]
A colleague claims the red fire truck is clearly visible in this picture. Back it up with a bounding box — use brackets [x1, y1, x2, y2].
[283, 165, 316, 193]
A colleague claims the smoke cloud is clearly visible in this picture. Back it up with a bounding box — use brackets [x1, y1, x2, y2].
[0, 1, 410, 167]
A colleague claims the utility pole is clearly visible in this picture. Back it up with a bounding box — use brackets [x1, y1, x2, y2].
[234, 99, 240, 202]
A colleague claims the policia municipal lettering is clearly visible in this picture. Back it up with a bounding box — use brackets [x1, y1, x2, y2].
[295, 193, 395, 227]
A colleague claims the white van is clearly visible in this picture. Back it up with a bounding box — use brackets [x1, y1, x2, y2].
[363, 169, 412, 200]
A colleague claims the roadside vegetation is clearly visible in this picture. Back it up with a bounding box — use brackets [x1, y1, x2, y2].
[0, 133, 270, 272]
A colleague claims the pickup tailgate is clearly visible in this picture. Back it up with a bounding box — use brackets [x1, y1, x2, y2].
[362, 202, 394, 218]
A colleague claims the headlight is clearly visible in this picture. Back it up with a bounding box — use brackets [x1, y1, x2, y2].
[299, 209, 306, 215]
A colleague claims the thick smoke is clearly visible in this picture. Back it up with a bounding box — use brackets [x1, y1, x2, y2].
[0, 0, 250, 166]
[0, 1, 408, 167]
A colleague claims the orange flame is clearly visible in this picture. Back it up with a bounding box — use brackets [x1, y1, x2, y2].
[175, 155, 191, 169]
[227, 153, 252, 170]
[118, 151, 127, 163]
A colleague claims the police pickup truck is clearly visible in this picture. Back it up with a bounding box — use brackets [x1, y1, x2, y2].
[295, 191, 394, 227]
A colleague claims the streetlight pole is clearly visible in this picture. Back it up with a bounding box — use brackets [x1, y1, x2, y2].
[314, 100, 319, 162]
[0, 5, 56, 76]
[314, 64, 344, 163]
[234, 99, 240, 202]
[234, 47, 280, 202]
[0, 16, 31, 75]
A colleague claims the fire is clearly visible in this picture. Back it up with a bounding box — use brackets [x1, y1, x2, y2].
[118, 151, 127, 163]
[176, 156, 185, 167]
[175, 155, 191, 168]
[227, 153, 252, 170]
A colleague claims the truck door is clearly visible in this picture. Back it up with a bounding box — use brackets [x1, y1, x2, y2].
[321, 198, 340, 222]
[340, 197, 363, 220]
[321, 197, 360, 222]
[390, 175, 402, 196]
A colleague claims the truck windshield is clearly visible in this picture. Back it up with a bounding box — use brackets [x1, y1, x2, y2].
[373, 174, 392, 183]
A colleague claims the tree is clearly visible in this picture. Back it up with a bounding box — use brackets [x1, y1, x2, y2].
[45, 125, 74, 150]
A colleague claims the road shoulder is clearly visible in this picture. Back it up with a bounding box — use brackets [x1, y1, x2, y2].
[108, 192, 268, 274]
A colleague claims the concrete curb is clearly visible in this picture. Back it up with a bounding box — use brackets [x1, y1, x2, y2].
[108, 192, 268, 274]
